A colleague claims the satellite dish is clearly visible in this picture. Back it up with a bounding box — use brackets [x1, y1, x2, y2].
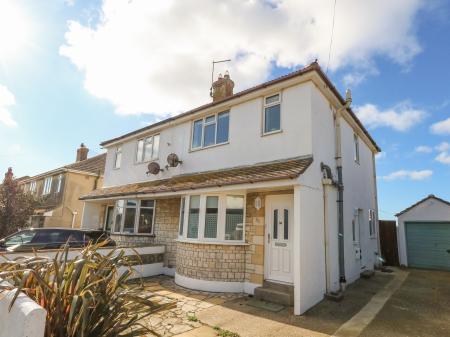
[147, 162, 163, 175]
[167, 153, 183, 167]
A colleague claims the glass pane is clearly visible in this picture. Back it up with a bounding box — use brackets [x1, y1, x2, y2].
[105, 206, 114, 231]
[273, 209, 278, 239]
[179, 197, 185, 235]
[152, 135, 160, 160]
[203, 122, 216, 147]
[187, 196, 200, 238]
[225, 196, 244, 240]
[123, 208, 136, 233]
[140, 200, 154, 208]
[5, 231, 36, 247]
[205, 115, 216, 123]
[264, 104, 281, 133]
[115, 149, 122, 168]
[265, 94, 280, 105]
[217, 111, 229, 143]
[138, 208, 153, 233]
[192, 120, 203, 148]
[114, 200, 124, 232]
[126, 199, 138, 207]
[143, 137, 153, 162]
[136, 139, 144, 162]
[284, 209, 289, 240]
[204, 196, 218, 238]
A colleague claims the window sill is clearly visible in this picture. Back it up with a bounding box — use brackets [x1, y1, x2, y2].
[262, 129, 282, 137]
[189, 141, 229, 153]
[111, 232, 155, 237]
[175, 238, 249, 246]
[134, 158, 160, 166]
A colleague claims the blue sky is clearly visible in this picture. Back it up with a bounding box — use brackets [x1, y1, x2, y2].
[0, 0, 450, 219]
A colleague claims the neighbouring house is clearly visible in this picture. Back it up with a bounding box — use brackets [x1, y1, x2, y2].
[396, 194, 450, 271]
[80, 62, 381, 315]
[20, 144, 106, 228]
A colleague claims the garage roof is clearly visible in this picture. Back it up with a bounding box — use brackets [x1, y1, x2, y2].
[395, 194, 450, 217]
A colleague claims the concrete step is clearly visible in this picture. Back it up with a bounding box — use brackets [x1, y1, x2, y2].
[262, 280, 294, 294]
[254, 284, 294, 306]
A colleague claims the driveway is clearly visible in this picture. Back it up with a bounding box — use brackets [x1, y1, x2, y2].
[360, 269, 450, 337]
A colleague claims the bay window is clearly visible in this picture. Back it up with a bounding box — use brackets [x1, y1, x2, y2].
[179, 194, 245, 242]
[112, 199, 155, 234]
[191, 111, 229, 149]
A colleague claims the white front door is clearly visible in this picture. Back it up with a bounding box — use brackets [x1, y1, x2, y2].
[265, 194, 294, 283]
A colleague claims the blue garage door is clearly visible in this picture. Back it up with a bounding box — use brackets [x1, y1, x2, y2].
[406, 222, 450, 271]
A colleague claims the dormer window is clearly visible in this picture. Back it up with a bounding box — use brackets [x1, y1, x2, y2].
[191, 111, 229, 150]
[136, 134, 160, 163]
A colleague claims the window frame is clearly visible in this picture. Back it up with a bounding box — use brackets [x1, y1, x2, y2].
[112, 199, 156, 235]
[178, 193, 246, 244]
[368, 209, 377, 238]
[42, 176, 53, 195]
[190, 110, 230, 151]
[29, 181, 36, 194]
[354, 133, 360, 164]
[262, 92, 282, 136]
[56, 174, 63, 193]
[135, 134, 160, 164]
[114, 146, 122, 169]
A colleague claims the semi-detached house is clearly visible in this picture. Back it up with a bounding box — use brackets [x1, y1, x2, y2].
[80, 62, 381, 315]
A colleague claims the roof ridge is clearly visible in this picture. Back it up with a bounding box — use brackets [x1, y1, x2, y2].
[395, 194, 450, 216]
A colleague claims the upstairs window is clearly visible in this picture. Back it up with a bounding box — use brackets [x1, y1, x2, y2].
[114, 146, 122, 169]
[42, 177, 52, 195]
[136, 134, 160, 163]
[263, 93, 281, 134]
[29, 181, 36, 193]
[56, 174, 63, 193]
[354, 134, 360, 163]
[191, 111, 229, 149]
[369, 209, 376, 237]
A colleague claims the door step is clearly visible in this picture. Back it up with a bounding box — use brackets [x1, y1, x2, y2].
[254, 281, 294, 306]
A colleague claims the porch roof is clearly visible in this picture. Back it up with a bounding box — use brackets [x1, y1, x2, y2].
[80, 156, 313, 201]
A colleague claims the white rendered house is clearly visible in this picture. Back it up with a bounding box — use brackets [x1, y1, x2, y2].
[80, 62, 381, 315]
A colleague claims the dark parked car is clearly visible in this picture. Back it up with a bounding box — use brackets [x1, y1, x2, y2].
[0, 228, 115, 252]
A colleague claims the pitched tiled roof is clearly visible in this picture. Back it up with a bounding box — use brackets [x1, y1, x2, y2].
[80, 156, 313, 200]
[395, 194, 450, 217]
[100, 62, 380, 152]
[64, 153, 106, 175]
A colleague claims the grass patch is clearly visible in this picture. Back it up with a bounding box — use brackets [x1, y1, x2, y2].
[187, 314, 199, 322]
[213, 326, 240, 337]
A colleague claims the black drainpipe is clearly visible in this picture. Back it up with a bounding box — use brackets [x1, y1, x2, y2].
[337, 164, 346, 287]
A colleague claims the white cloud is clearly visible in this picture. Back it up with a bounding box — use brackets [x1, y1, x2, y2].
[415, 145, 432, 153]
[0, 84, 17, 127]
[435, 142, 450, 152]
[60, 0, 426, 116]
[435, 152, 450, 165]
[430, 117, 450, 135]
[381, 169, 433, 181]
[355, 102, 426, 131]
[375, 151, 386, 160]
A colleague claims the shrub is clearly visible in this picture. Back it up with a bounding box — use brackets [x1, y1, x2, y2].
[0, 241, 171, 337]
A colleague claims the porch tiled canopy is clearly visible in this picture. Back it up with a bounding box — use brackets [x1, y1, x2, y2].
[80, 155, 313, 200]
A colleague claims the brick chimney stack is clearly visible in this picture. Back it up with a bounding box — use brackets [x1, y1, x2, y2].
[212, 70, 234, 102]
[76, 143, 89, 162]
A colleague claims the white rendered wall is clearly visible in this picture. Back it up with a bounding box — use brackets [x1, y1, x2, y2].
[0, 280, 46, 337]
[397, 198, 450, 266]
[103, 82, 314, 187]
[81, 202, 103, 230]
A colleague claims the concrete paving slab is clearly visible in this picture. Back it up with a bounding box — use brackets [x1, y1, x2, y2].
[174, 326, 218, 337]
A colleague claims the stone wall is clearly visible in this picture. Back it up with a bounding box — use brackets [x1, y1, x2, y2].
[176, 242, 246, 282]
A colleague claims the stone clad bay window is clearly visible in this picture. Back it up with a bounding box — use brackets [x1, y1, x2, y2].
[191, 111, 229, 150]
[136, 134, 160, 163]
[179, 194, 245, 243]
[112, 199, 155, 234]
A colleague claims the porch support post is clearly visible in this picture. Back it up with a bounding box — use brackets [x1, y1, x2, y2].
[293, 185, 301, 315]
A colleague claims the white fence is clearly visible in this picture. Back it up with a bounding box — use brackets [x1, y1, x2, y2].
[0, 245, 166, 337]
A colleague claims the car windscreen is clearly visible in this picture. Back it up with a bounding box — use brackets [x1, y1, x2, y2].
[4, 231, 37, 247]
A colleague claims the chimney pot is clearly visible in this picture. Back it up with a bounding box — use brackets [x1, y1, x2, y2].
[76, 143, 89, 162]
[212, 70, 234, 102]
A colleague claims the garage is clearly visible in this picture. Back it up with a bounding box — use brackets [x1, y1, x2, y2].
[405, 222, 450, 271]
[396, 195, 450, 270]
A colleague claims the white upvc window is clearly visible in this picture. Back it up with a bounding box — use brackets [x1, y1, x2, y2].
[191, 111, 230, 150]
[179, 193, 245, 243]
[42, 177, 52, 195]
[114, 146, 122, 169]
[112, 199, 156, 234]
[263, 93, 281, 134]
[56, 174, 63, 193]
[29, 181, 36, 193]
[369, 209, 377, 237]
[136, 134, 160, 163]
[354, 133, 360, 163]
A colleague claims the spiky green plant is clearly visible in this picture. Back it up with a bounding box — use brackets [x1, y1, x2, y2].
[0, 241, 172, 337]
